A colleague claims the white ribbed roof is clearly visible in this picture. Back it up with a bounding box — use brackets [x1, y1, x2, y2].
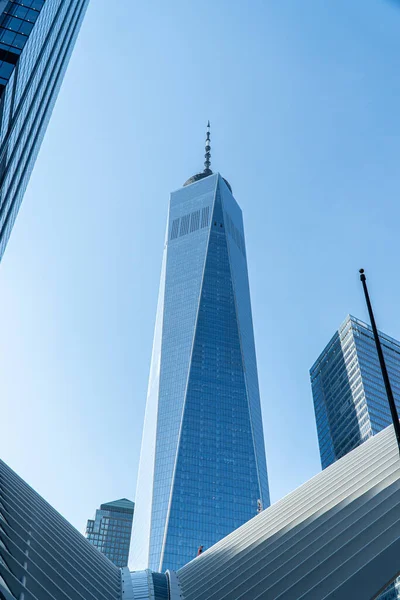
[175, 425, 400, 600]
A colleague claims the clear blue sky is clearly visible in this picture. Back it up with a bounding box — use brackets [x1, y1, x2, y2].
[1, 0, 400, 533]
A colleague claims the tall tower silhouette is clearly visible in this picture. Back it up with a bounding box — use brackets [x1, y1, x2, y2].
[131, 125, 270, 572]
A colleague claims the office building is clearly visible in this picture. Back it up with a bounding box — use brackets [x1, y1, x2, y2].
[310, 314, 400, 469]
[311, 314, 400, 600]
[0, 0, 89, 261]
[131, 124, 270, 572]
[85, 498, 134, 567]
[2, 426, 400, 600]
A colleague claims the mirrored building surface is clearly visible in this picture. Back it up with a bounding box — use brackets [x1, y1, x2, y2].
[131, 142, 270, 573]
[86, 498, 134, 568]
[0, 0, 89, 261]
[310, 314, 400, 469]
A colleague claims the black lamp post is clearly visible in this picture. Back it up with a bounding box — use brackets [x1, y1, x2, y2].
[359, 269, 400, 455]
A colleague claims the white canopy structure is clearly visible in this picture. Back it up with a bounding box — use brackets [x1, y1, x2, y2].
[2, 425, 400, 600]
[174, 424, 400, 600]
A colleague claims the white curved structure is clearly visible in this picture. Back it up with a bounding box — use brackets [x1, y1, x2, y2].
[2, 425, 400, 599]
[175, 424, 400, 600]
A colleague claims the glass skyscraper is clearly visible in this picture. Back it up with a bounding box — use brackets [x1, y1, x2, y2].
[85, 498, 134, 568]
[310, 314, 400, 469]
[311, 313, 400, 600]
[0, 0, 89, 261]
[131, 125, 270, 573]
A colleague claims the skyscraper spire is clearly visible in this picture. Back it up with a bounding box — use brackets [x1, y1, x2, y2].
[183, 121, 231, 193]
[204, 120, 211, 174]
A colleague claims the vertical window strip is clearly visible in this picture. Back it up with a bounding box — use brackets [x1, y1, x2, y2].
[190, 209, 200, 232]
[179, 214, 190, 236]
[170, 218, 180, 240]
[201, 205, 210, 228]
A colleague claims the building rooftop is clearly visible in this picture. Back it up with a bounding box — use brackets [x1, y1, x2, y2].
[100, 498, 135, 513]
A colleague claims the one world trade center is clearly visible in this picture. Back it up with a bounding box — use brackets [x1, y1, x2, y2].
[131, 124, 270, 573]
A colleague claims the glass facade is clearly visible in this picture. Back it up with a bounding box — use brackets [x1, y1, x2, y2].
[85, 498, 134, 568]
[131, 172, 270, 573]
[310, 314, 400, 600]
[0, 0, 89, 261]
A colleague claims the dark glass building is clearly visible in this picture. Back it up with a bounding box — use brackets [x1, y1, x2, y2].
[0, 0, 89, 261]
[310, 314, 400, 470]
[310, 314, 400, 600]
[131, 126, 270, 572]
[85, 498, 134, 568]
